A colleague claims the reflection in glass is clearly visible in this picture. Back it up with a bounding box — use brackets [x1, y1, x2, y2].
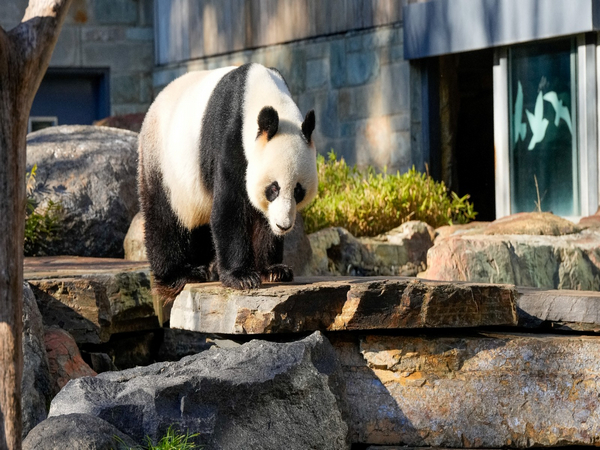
[508, 39, 579, 216]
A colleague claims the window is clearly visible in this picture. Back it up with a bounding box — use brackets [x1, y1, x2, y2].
[508, 39, 579, 216]
[28, 116, 58, 133]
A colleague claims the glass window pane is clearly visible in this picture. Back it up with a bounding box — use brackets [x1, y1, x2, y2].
[508, 39, 579, 216]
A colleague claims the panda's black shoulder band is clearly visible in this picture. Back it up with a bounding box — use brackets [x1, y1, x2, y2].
[257, 106, 279, 141]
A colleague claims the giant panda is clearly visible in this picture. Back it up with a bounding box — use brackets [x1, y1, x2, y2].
[138, 63, 318, 299]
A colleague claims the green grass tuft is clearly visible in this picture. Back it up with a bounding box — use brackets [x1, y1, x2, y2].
[301, 151, 477, 237]
[114, 426, 201, 450]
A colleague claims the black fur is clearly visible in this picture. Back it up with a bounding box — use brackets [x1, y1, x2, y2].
[257, 106, 279, 140]
[139, 169, 215, 301]
[302, 109, 315, 142]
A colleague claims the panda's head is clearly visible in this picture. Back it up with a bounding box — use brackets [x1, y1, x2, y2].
[246, 106, 317, 236]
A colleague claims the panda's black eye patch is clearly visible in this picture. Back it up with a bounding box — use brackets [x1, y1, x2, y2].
[265, 181, 280, 202]
[294, 183, 306, 204]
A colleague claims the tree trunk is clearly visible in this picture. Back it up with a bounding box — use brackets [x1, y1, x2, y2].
[0, 1, 72, 448]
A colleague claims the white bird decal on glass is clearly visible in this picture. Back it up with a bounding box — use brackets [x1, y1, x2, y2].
[525, 91, 549, 150]
[513, 81, 527, 144]
[542, 91, 573, 135]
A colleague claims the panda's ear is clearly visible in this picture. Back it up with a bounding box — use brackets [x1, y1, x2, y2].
[302, 110, 315, 143]
[257, 106, 279, 141]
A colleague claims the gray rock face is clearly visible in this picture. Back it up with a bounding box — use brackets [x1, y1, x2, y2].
[423, 228, 600, 290]
[307, 222, 433, 277]
[26, 125, 139, 257]
[21, 283, 52, 439]
[23, 413, 137, 450]
[48, 332, 350, 450]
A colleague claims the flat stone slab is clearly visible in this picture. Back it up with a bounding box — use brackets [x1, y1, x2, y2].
[25, 257, 158, 344]
[517, 287, 600, 332]
[334, 332, 600, 447]
[171, 276, 518, 334]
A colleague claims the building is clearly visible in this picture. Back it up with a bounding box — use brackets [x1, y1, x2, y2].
[1, 0, 598, 221]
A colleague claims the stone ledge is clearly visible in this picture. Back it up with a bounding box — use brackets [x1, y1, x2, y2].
[517, 287, 600, 332]
[170, 276, 518, 334]
[335, 332, 600, 447]
[25, 257, 157, 344]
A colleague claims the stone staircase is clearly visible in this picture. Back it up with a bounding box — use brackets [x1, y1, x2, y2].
[24, 256, 600, 448]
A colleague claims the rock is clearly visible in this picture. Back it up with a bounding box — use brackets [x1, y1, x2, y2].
[434, 222, 490, 241]
[48, 332, 350, 450]
[580, 207, 600, 229]
[517, 287, 600, 332]
[422, 228, 600, 290]
[21, 283, 52, 439]
[26, 125, 139, 257]
[156, 328, 214, 362]
[44, 327, 97, 396]
[484, 212, 579, 236]
[334, 332, 600, 447]
[94, 113, 145, 132]
[23, 413, 137, 450]
[283, 213, 313, 275]
[123, 212, 147, 261]
[360, 221, 435, 276]
[307, 227, 341, 275]
[103, 331, 159, 370]
[26, 256, 158, 345]
[307, 224, 434, 277]
[170, 277, 517, 334]
[84, 353, 118, 373]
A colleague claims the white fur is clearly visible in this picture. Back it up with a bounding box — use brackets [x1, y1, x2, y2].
[141, 67, 236, 230]
[243, 65, 318, 235]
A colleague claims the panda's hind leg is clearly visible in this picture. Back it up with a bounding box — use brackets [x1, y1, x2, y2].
[141, 172, 213, 301]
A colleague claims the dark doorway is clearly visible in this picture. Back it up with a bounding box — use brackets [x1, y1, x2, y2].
[29, 68, 110, 132]
[454, 49, 496, 221]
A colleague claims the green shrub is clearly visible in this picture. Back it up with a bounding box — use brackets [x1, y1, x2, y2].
[114, 426, 201, 450]
[24, 165, 63, 256]
[302, 151, 477, 236]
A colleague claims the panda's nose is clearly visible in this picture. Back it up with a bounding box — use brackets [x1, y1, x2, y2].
[277, 224, 291, 232]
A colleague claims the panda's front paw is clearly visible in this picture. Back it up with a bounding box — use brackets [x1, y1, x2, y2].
[220, 270, 261, 290]
[262, 264, 294, 283]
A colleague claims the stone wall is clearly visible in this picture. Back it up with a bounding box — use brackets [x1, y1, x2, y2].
[153, 24, 412, 173]
[0, 0, 154, 116]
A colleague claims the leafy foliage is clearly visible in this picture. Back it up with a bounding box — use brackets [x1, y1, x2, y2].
[302, 151, 477, 236]
[24, 165, 63, 256]
[114, 427, 201, 450]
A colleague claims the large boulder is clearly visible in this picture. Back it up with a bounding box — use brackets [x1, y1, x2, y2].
[23, 413, 137, 450]
[44, 327, 96, 396]
[48, 332, 350, 450]
[26, 125, 139, 257]
[423, 213, 600, 290]
[306, 222, 434, 277]
[21, 283, 52, 439]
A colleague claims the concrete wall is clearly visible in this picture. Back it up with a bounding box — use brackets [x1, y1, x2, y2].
[154, 24, 412, 173]
[0, 0, 154, 116]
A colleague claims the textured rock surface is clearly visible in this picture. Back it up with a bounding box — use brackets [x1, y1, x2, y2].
[44, 327, 97, 395]
[26, 125, 139, 257]
[334, 332, 600, 447]
[517, 287, 600, 332]
[123, 212, 147, 261]
[26, 257, 157, 344]
[422, 228, 600, 290]
[307, 223, 433, 277]
[49, 332, 350, 450]
[156, 328, 214, 362]
[484, 212, 580, 236]
[171, 277, 517, 334]
[23, 413, 137, 450]
[21, 283, 52, 439]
